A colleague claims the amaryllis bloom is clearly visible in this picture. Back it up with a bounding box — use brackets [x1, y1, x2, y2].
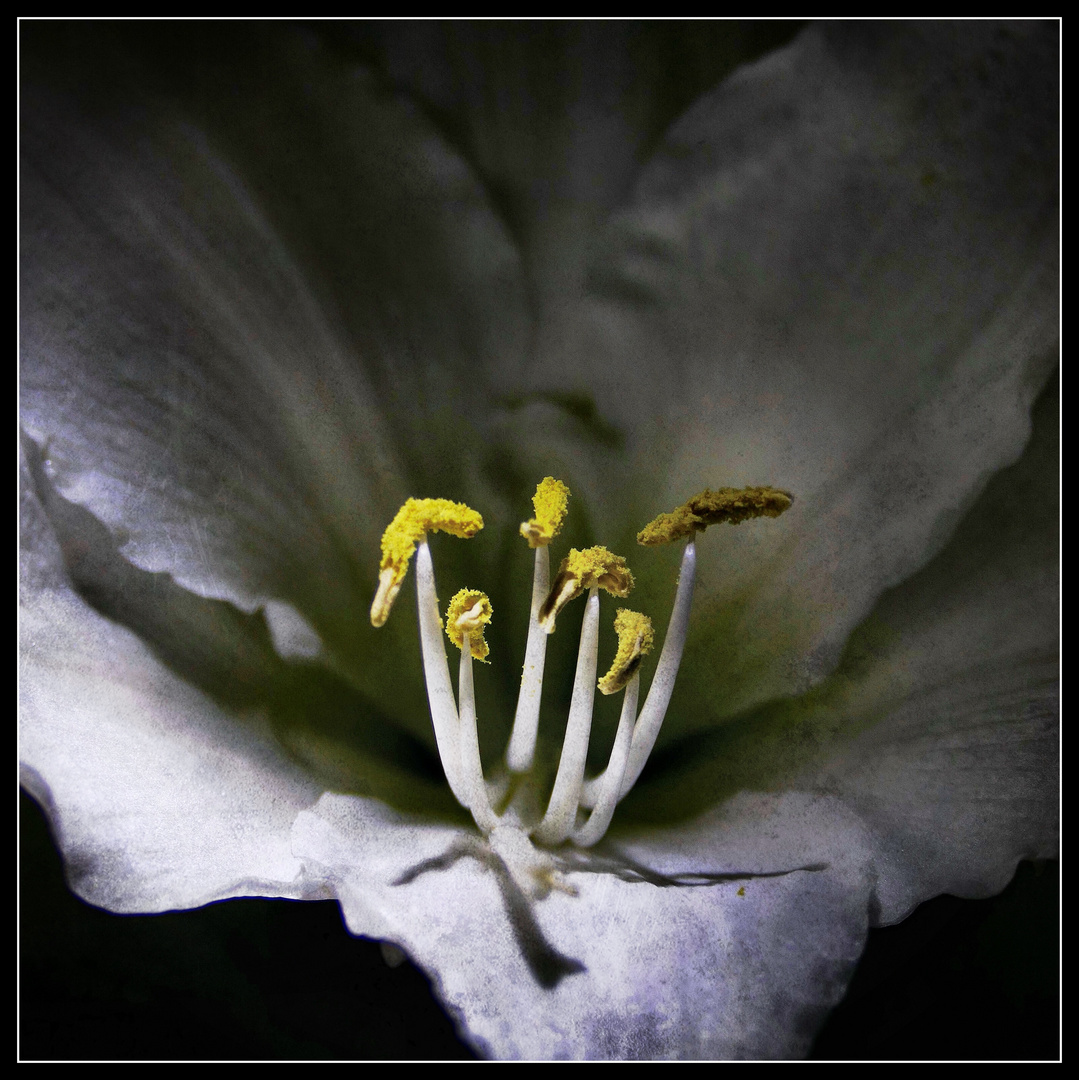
[19, 22, 1058, 1059]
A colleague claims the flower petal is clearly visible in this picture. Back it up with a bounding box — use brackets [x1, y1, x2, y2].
[617, 373, 1057, 924]
[808, 373, 1059, 923]
[20, 25, 528, 710]
[364, 24, 803, 326]
[20, 446, 326, 913]
[520, 23, 1058, 734]
[293, 790, 874, 1059]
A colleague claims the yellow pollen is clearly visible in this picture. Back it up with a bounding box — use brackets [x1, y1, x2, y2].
[538, 545, 635, 633]
[565, 546, 635, 595]
[637, 486, 793, 546]
[370, 497, 484, 627]
[520, 477, 571, 547]
[445, 589, 493, 661]
[598, 609, 655, 695]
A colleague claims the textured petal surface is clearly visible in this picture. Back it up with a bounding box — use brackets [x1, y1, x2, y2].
[815, 375, 1059, 922]
[364, 24, 804, 329]
[20, 451, 325, 913]
[293, 791, 874, 1059]
[617, 374, 1058, 913]
[20, 25, 528, 713]
[515, 23, 1059, 737]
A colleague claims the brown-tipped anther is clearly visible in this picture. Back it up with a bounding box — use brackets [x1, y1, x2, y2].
[538, 569, 581, 634]
[537, 546, 634, 635]
[637, 486, 793, 546]
[597, 609, 655, 696]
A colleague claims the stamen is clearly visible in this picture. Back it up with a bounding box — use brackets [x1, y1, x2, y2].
[370, 497, 483, 626]
[371, 480, 791, 852]
[597, 609, 654, 696]
[505, 544, 550, 773]
[538, 546, 634, 634]
[414, 539, 469, 806]
[446, 589, 493, 661]
[532, 587, 600, 845]
[537, 571, 581, 634]
[519, 476, 570, 548]
[370, 567, 403, 631]
[617, 541, 696, 800]
[572, 672, 640, 847]
[507, 478, 570, 772]
[636, 486, 792, 547]
[580, 541, 696, 809]
[457, 630, 500, 832]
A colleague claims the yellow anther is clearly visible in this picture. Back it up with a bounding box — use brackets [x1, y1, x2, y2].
[519, 477, 571, 547]
[598, 609, 655, 695]
[538, 546, 635, 633]
[636, 486, 793, 546]
[370, 497, 484, 627]
[565, 547, 635, 595]
[445, 589, 493, 661]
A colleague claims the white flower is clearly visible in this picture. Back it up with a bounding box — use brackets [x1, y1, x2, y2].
[19, 22, 1058, 1059]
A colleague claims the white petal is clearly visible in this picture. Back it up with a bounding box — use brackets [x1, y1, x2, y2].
[369, 24, 801, 332]
[521, 24, 1058, 734]
[20, 455, 325, 912]
[811, 375, 1059, 923]
[294, 790, 874, 1059]
[20, 26, 528, 699]
[617, 375, 1057, 927]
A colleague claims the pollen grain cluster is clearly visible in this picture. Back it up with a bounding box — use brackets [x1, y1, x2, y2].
[539, 545, 635, 634]
[598, 609, 654, 695]
[563, 546, 635, 595]
[370, 497, 484, 627]
[446, 589, 493, 661]
[637, 486, 793, 546]
[520, 477, 570, 547]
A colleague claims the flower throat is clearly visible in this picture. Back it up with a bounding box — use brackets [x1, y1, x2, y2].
[370, 479, 792, 849]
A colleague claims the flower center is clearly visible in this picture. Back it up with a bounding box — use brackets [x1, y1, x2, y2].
[369, 480, 792, 860]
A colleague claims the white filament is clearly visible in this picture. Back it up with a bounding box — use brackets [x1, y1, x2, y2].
[532, 587, 600, 845]
[616, 539, 696, 800]
[572, 672, 639, 847]
[415, 536, 693, 846]
[505, 545, 550, 773]
[580, 540, 696, 808]
[457, 632, 500, 832]
[414, 538, 469, 806]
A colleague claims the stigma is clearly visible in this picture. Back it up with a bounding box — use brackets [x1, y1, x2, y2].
[369, 478, 792, 851]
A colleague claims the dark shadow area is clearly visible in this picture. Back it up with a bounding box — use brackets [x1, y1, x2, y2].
[322, 22, 807, 264]
[19, 790, 475, 1061]
[810, 859, 1059, 1061]
[395, 838, 585, 990]
[557, 845, 827, 888]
